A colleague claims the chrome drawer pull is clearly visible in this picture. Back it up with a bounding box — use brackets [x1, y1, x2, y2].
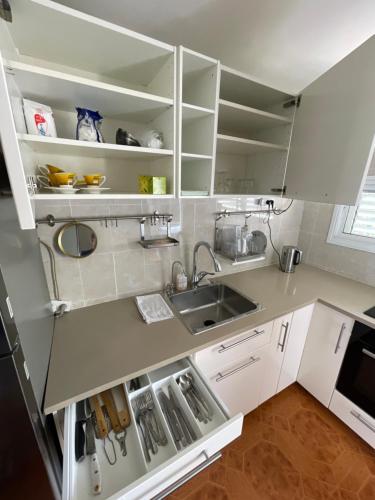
[334, 323, 346, 354]
[218, 329, 265, 353]
[362, 348, 375, 360]
[277, 322, 289, 352]
[152, 451, 221, 499]
[350, 410, 375, 433]
[216, 356, 260, 382]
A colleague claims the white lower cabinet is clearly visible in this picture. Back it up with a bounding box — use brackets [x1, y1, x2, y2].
[200, 348, 266, 416]
[297, 303, 354, 407]
[329, 390, 375, 448]
[62, 358, 242, 500]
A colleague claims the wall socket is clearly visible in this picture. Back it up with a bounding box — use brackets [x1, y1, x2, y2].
[50, 300, 72, 314]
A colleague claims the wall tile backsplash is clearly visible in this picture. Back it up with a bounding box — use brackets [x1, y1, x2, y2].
[298, 202, 375, 287]
[36, 197, 304, 309]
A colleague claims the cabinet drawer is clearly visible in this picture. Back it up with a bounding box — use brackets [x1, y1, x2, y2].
[62, 358, 242, 500]
[194, 321, 272, 374]
[329, 390, 375, 448]
[201, 348, 266, 417]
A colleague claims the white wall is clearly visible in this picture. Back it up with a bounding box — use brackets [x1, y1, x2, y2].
[299, 202, 375, 287]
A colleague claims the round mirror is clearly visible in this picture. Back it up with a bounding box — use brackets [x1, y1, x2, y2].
[56, 223, 97, 258]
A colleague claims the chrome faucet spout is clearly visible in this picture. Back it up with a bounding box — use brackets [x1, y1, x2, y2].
[192, 241, 222, 288]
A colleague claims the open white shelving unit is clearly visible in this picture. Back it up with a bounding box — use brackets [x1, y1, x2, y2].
[177, 47, 219, 197]
[214, 65, 296, 197]
[0, 0, 177, 227]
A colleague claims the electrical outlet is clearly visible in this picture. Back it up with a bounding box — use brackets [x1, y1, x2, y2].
[50, 300, 72, 314]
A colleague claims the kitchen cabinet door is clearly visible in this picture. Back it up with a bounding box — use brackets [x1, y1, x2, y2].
[0, 53, 35, 229]
[259, 313, 293, 404]
[277, 304, 314, 393]
[285, 36, 375, 205]
[202, 349, 266, 416]
[297, 303, 354, 407]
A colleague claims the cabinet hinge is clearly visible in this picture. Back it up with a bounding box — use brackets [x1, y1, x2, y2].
[283, 95, 301, 108]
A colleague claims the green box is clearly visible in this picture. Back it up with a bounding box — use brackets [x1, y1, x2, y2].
[138, 176, 167, 195]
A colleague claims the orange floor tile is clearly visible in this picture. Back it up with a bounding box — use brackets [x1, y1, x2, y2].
[168, 384, 375, 500]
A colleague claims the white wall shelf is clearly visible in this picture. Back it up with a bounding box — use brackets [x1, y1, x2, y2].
[17, 134, 173, 160]
[218, 99, 292, 135]
[7, 60, 173, 122]
[8, 0, 174, 92]
[182, 103, 214, 122]
[220, 65, 293, 110]
[216, 134, 287, 155]
[31, 193, 175, 200]
[181, 153, 213, 160]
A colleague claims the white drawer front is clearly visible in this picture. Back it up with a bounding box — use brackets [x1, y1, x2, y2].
[62, 358, 243, 500]
[194, 321, 272, 375]
[201, 348, 266, 417]
[329, 390, 375, 448]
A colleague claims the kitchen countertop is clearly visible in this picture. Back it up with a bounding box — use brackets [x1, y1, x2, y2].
[44, 264, 375, 414]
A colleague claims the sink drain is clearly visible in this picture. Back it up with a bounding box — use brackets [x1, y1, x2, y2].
[203, 319, 216, 327]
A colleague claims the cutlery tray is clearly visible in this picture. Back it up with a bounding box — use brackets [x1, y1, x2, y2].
[62, 357, 243, 500]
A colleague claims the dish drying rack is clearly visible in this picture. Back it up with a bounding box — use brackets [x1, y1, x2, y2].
[37, 211, 179, 249]
[214, 208, 273, 265]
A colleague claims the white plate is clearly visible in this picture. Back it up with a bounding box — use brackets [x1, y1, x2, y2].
[43, 186, 79, 194]
[78, 187, 111, 194]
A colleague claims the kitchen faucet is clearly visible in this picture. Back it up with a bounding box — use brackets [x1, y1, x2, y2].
[191, 241, 222, 288]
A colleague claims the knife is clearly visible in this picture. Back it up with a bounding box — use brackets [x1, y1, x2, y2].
[86, 415, 102, 495]
[75, 400, 88, 462]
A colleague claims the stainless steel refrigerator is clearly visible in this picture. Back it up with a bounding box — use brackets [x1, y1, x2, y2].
[0, 149, 61, 498]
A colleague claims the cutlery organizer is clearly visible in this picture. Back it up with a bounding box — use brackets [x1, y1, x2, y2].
[62, 357, 242, 500]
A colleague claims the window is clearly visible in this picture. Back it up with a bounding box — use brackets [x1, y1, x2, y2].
[327, 176, 375, 253]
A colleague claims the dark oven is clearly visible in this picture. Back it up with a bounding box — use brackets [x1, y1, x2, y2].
[336, 320, 375, 419]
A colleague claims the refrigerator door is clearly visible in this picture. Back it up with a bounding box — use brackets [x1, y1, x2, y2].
[0, 190, 54, 412]
[0, 271, 19, 356]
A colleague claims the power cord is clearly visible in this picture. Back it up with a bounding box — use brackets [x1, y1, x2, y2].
[264, 199, 294, 269]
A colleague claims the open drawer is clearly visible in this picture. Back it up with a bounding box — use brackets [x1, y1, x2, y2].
[62, 357, 243, 500]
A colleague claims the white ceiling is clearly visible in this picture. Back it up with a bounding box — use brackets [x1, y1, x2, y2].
[57, 0, 375, 93]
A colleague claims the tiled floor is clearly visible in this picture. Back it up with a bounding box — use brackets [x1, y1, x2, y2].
[168, 384, 375, 500]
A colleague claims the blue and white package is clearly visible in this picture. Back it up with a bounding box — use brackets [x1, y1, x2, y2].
[76, 108, 104, 142]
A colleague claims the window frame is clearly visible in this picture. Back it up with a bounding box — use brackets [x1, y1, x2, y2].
[327, 177, 375, 254]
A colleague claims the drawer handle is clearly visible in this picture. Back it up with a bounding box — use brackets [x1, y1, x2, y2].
[216, 356, 260, 382]
[278, 322, 289, 352]
[152, 451, 221, 500]
[362, 348, 375, 360]
[334, 323, 346, 354]
[350, 410, 375, 433]
[218, 329, 265, 353]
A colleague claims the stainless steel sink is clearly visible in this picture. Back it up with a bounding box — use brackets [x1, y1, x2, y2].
[166, 283, 262, 335]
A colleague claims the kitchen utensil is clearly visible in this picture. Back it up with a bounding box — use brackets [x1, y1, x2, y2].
[136, 414, 151, 463]
[75, 399, 89, 462]
[177, 374, 211, 423]
[280, 245, 302, 273]
[136, 395, 158, 455]
[185, 373, 212, 419]
[143, 391, 167, 446]
[158, 391, 182, 450]
[86, 415, 102, 495]
[100, 389, 127, 456]
[117, 385, 131, 428]
[116, 128, 140, 146]
[168, 385, 197, 443]
[250, 230, 267, 255]
[101, 407, 117, 465]
[129, 377, 141, 392]
[89, 395, 108, 439]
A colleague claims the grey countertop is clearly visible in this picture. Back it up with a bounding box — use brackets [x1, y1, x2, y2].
[44, 264, 375, 414]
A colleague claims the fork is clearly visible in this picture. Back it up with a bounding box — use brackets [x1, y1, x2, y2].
[143, 391, 168, 446]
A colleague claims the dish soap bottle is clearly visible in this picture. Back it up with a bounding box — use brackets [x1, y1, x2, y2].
[172, 260, 188, 292]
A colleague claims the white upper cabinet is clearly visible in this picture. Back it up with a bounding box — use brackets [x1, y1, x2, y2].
[0, 0, 177, 229]
[285, 36, 375, 205]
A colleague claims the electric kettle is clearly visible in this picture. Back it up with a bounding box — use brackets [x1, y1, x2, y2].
[280, 246, 302, 273]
